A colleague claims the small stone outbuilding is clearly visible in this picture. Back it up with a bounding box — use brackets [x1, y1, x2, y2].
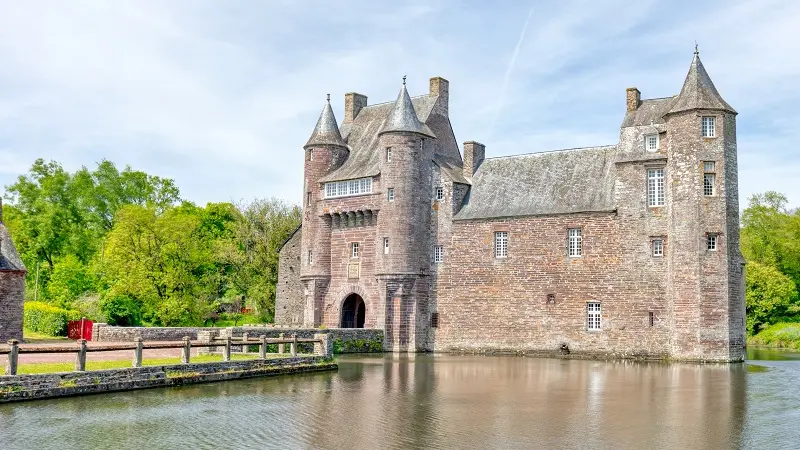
[0, 201, 26, 342]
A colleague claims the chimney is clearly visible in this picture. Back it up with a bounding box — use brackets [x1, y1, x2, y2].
[429, 77, 449, 115]
[626, 87, 641, 112]
[463, 141, 485, 179]
[344, 92, 367, 123]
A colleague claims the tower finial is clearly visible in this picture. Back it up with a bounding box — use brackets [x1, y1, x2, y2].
[326, 93, 330, 102]
[402, 75, 406, 86]
[694, 41, 699, 56]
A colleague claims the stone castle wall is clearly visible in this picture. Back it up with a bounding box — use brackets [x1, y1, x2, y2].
[275, 230, 304, 325]
[0, 272, 25, 343]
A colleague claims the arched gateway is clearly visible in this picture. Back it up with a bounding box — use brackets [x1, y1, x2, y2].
[340, 294, 365, 328]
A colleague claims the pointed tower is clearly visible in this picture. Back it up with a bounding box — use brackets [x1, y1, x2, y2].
[375, 77, 436, 352]
[663, 47, 745, 362]
[0, 199, 27, 342]
[300, 95, 349, 326]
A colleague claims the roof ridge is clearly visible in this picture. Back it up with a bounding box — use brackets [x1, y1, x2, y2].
[360, 94, 432, 109]
[642, 95, 677, 101]
[484, 145, 617, 161]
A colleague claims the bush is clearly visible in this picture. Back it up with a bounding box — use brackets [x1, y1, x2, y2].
[748, 322, 800, 349]
[100, 295, 142, 326]
[24, 301, 82, 336]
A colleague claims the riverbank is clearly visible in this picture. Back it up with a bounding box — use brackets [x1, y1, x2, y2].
[0, 355, 336, 403]
[748, 322, 800, 350]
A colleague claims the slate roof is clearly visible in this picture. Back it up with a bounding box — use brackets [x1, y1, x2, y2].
[305, 96, 347, 148]
[667, 52, 736, 115]
[379, 81, 435, 138]
[319, 94, 438, 183]
[0, 223, 26, 271]
[454, 145, 620, 221]
[621, 96, 676, 127]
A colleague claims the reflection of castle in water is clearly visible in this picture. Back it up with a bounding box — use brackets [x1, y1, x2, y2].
[301, 356, 746, 449]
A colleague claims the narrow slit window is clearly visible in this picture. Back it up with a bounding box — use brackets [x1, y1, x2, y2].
[703, 161, 716, 196]
[306, 191, 312, 206]
[387, 188, 395, 202]
[649, 312, 655, 327]
[383, 238, 389, 254]
[647, 168, 665, 207]
[308, 250, 313, 265]
[494, 231, 508, 258]
[587, 302, 601, 331]
[309, 149, 313, 161]
[386, 147, 393, 162]
[568, 228, 582, 257]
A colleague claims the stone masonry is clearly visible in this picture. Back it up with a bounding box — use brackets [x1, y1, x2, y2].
[0, 201, 26, 343]
[276, 50, 746, 362]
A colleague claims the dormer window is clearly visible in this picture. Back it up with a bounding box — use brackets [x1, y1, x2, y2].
[645, 134, 659, 152]
[702, 117, 716, 138]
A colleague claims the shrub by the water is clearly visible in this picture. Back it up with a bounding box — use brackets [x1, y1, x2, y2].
[748, 322, 800, 350]
[23, 301, 82, 336]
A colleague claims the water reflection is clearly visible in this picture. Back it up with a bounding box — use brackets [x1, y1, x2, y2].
[4, 353, 798, 450]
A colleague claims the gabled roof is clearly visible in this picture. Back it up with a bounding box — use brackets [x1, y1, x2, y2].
[667, 51, 736, 116]
[454, 145, 620, 221]
[380, 80, 435, 138]
[319, 94, 438, 183]
[305, 96, 347, 148]
[621, 96, 676, 128]
[0, 223, 26, 271]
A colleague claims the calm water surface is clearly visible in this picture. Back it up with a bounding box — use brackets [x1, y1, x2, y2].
[1, 350, 799, 450]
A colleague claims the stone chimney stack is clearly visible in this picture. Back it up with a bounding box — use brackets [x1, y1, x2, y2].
[463, 141, 485, 179]
[429, 77, 449, 116]
[344, 92, 367, 124]
[626, 87, 641, 111]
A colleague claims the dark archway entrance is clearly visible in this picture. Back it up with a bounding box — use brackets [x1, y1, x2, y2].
[341, 294, 366, 328]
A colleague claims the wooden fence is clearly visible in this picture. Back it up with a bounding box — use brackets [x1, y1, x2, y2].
[1, 334, 329, 376]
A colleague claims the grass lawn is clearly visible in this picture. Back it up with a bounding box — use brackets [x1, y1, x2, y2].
[23, 329, 69, 341]
[3, 353, 287, 376]
[749, 322, 800, 350]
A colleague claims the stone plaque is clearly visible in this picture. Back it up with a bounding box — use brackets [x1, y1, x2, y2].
[348, 262, 360, 279]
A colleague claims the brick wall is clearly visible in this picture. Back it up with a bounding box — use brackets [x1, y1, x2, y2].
[0, 272, 25, 342]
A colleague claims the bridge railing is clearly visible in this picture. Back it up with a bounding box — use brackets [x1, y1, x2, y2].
[0, 334, 331, 376]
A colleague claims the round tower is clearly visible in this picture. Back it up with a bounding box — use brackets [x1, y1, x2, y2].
[300, 95, 348, 325]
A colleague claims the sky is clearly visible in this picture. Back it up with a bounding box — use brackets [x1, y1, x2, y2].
[1, 0, 799, 209]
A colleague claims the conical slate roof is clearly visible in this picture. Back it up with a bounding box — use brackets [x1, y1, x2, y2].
[667, 49, 736, 115]
[379, 78, 435, 137]
[305, 95, 347, 148]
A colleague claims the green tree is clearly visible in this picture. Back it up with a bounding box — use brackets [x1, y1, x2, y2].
[741, 191, 800, 287]
[746, 261, 799, 334]
[46, 255, 98, 307]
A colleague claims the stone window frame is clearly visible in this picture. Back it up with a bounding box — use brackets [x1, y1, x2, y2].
[387, 188, 395, 202]
[351, 242, 360, 258]
[646, 167, 665, 207]
[386, 147, 393, 162]
[587, 301, 602, 331]
[645, 133, 659, 152]
[494, 231, 509, 259]
[652, 238, 664, 257]
[706, 233, 719, 252]
[567, 227, 582, 258]
[435, 186, 444, 201]
[383, 237, 389, 255]
[702, 116, 716, 138]
[703, 161, 716, 196]
[434, 245, 444, 263]
[306, 191, 312, 206]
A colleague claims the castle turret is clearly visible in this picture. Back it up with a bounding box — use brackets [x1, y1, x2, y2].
[300, 95, 349, 326]
[663, 48, 744, 361]
[375, 77, 436, 351]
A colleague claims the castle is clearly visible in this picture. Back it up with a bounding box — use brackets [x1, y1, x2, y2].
[275, 50, 747, 362]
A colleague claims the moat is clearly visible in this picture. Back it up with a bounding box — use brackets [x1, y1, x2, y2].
[1, 350, 799, 449]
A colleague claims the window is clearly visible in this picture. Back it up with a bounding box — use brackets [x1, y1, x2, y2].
[494, 231, 508, 258]
[645, 134, 659, 152]
[568, 228, 582, 257]
[649, 311, 655, 327]
[430, 312, 440, 328]
[387, 188, 395, 202]
[434, 245, 444, 263]
[324, 178, 372, 199]
[707, 234, 718, 251]
[652, 238, 663, 257]
[647, 168, 665, 207]
[702, 116, 715, 137]
[306, 191, 312, 206]
[351, 242, 360, 258]
[703, 161, 716, 196]
[435, 186, 444, 201]
[587, 302, 601, 331]
[546, 294, 556, 305]
[309, 149, 313, 161]
[386, 147, 393, 162]
[383, 238, 389, 255]
[307, 250, 313, 265]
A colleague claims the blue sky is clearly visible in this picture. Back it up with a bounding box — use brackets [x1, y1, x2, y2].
[1, 0, 799, 209]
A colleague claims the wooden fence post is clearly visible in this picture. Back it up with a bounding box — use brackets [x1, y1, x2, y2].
[242, 332, 249, 354]
[278, 333, 285, 354]
[290, 334, 297, 357]
[223, 336, 231, 362]
[75, 339, 87, 372]
[181, 336, 191, 364]
[259, 335, 267, 359]
[6, 340, 19, 376]
[133, 337, 143, 368]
